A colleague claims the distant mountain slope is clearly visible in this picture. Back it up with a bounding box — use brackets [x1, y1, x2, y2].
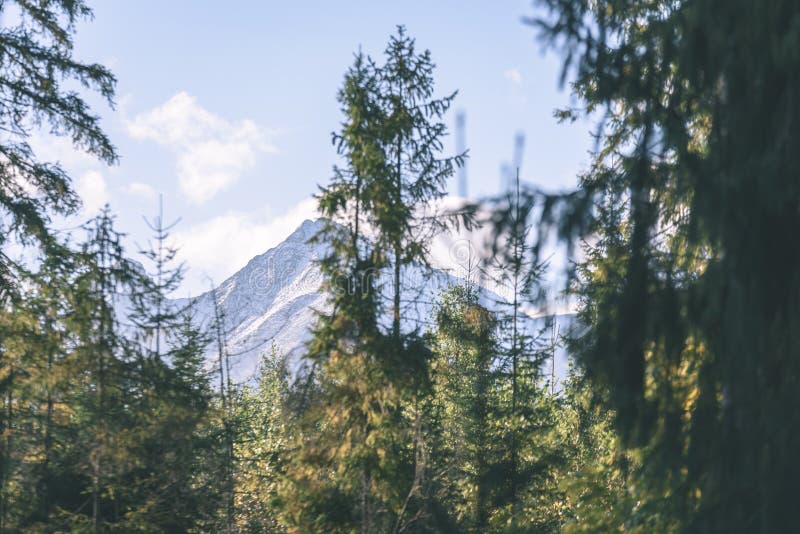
[174, 218, 574, 385]
[173, 219, 326, 382]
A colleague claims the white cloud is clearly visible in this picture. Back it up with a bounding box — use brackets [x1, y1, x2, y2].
[27, 131, 114, 219]
[75, 171, 108, 214]
[124, 181, 157, 201]
[172, 197, 319, 295]
[28, 131, 97, 169]
[504, 67, 522, 84]
[127, 92, 275, 204]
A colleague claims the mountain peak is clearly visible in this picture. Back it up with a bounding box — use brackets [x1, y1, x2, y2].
[286, 218, 324, 243]
[179, 216, 573, 384]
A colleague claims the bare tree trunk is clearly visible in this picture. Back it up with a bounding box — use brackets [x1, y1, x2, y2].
[392, 93, 403, 339]
[212, 290, 234, 533]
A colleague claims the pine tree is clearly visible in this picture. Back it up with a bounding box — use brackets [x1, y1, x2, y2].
[62, 207, 142, 531]
[427, 284, 497, 531]
[530, 0, 800, 530]
[122, 199, 219, 531]
[123, 303, 219, 531]
[278, 28, 462, 532]
[495, 171, 540, 520]
[0, 0, 116, 291]
[373, 25, 465, 338]
[483, 170, 569, 532]
[0, 2, 118, 522]
[0, 263, 70, 528]
[0, 209, 224, 532]
[165, 308, 220, 528]
[131, 195, 185, 362]
[15, 248, 76, 527]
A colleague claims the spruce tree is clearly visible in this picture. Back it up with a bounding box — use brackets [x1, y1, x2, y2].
[124, 303, 219, 531]
[530, 0, 800, 530]
[0, 0, 116, 290]
[0, 209, 220, 532]
[0, 266, 69, 528]
[483, 170, 570, 531]
[373, 25, 464, 338]
[131, 195, 185, 362]
[14, 249, 76, 527]
[428, 284, 497, 531]
[278, 28, 463, 532]
[64, 208, 141, 531]
[123, 200, 219, 531]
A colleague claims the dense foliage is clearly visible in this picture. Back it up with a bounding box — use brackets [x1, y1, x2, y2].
[1, 2, 795, 532]
[0, 209, 225, 531]
[0, 0, 117, 294]
[524, 0, 800, 531]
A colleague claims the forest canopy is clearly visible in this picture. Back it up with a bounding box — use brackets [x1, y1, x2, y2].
[1, 1, 798, 532]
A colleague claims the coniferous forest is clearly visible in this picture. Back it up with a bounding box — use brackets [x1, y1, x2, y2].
[2, 1, 800, 532]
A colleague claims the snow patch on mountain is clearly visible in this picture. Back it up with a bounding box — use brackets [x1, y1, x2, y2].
[174, 217, 575, 385]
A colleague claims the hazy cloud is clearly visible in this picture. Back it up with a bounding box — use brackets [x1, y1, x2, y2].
[124, 181, 158, 201]
[504, 67, 522, 84]
[127, 92, 276, 204]
[75, 171, 108, 214]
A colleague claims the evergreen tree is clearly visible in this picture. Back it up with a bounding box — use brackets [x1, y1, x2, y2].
[123, 304, 220, 532]
[66, 208, 141, 532]
[427, 284, 497, 531]
[15, 249, 76, 528]
[529, 0, 800, 530]
[123, 199, 220, 531]
[0, 1, 118, 517]
[278, 27, 463, 532]
[0, 250, 75, 528]
[373, 26, 465, 338]
[557, 366, 631, 534]
[0, 0, 116, 290]
[131, 195, 185, 362]
[0, 206, 220, 532]
[483, 171, 570, 532]
[232, 345, 291, 532]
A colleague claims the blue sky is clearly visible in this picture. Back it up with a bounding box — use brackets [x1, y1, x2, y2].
[47, 0, 594, 294]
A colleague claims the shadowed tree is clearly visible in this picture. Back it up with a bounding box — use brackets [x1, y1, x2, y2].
[524, 0, 800, 530]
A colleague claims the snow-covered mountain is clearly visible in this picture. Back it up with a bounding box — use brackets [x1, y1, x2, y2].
[173, 219, 327, 382]
[175, 218, 575, 385]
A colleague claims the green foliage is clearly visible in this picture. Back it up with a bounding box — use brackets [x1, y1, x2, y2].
[370, 26, 464, 336]
[526, 0, 800, 530]
[0, 0, 117, 292]
[427, 284, 497, 531]
[280, 27, 461, 533]
[5, 4, 792, 532]
[315, 25, 465, 336]
[0, 209, 220, 532]
[231, 345, 291, 532]
[420, 284, 589, 534]
[557, 367, 632, 533]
